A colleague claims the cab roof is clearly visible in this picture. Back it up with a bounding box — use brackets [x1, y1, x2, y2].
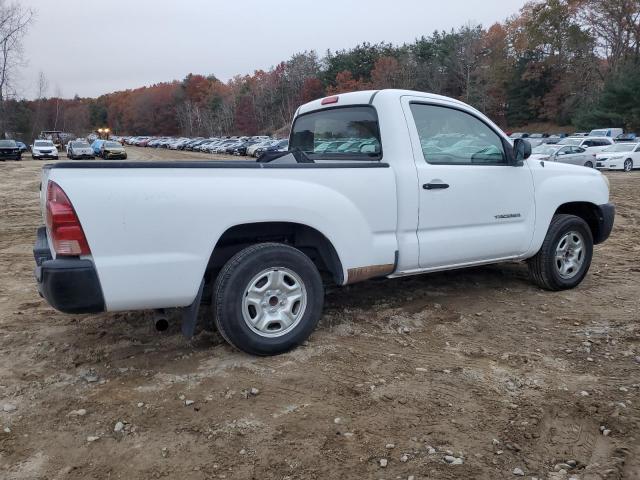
[296, 89, 478, 116]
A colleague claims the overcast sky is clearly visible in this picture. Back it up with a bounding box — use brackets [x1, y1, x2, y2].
[18, 0, 527, 99]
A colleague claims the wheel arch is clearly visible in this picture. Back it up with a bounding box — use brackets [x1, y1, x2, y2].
[554, 202, 601, 242]
[207, 222, 345, 285]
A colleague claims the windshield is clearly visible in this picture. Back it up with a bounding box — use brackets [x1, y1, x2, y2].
[0, 140, 16, 147]
[532, 145, 560, 155]
[590, 130, 607, 136]
[72, 142, 90, 148]
[35, 141, 54, 147]
[602, 143, 636, 152]
[558, 138, 581, 146]
[104, 141, 122, 148]
[290, 106, 382, 160]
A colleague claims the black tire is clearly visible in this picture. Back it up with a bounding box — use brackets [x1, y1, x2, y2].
[528, 214, 593, 291]
[624, 159, 633, 172]
[584, 160, 593, 168]
[213, 242, 324, 356]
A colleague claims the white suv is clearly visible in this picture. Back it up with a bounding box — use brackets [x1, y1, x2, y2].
[31, 140, 59, 160]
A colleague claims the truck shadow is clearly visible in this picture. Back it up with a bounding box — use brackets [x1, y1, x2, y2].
[324, 261, 532, 312]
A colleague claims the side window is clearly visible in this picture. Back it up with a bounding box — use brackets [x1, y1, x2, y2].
[582, 141, 593, 147]
[574, 147, 585, 153]
[409, 103, 507, 165]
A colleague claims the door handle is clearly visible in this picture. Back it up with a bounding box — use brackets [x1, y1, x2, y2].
[423, 182, 449, 190]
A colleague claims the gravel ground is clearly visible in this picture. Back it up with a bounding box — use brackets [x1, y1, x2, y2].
[0, 149, 638, 479]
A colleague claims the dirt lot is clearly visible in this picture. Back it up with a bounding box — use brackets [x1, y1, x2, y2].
[0, 149, 639, 479]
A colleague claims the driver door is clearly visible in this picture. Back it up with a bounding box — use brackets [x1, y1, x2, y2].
[402, 97, 535, 269]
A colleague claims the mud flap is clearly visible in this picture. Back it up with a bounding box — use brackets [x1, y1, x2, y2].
[181, 279, 204, 339]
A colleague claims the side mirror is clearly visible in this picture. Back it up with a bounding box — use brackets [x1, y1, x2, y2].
[513, 138, 531, 163]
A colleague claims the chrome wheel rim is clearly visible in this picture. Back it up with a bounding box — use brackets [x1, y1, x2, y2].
[624, 160, 632, 172]
[241, 267, 307, 338]
[555, 231, 585, 279]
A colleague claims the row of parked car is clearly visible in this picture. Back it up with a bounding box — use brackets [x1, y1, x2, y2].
[112, 135, 289, 157]
[508, 128, 636, 148]
[529, 135, 639, 171]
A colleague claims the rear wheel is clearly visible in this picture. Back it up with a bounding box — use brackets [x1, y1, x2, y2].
[528, 214, 593, 291]
[584, 160, 594, 168]
[624, 159, 633, 172]
[213, 243, 324, 356]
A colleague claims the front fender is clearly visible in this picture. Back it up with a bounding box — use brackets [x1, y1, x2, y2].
[525, 160, 610, 257]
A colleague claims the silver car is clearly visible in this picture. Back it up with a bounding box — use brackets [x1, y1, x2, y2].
[67, 140, 95, 160]
[530, 144, 596, 168]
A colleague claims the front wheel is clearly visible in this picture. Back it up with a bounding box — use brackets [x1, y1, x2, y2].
[213, 243, 324, 356]
[528, 214, 593, 291]
[624, 159, 633, 172]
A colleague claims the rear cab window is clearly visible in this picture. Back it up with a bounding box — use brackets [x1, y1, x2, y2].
[290, 106, 382, 161]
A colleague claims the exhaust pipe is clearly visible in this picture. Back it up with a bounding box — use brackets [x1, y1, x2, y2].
[153, 309, 169, 332]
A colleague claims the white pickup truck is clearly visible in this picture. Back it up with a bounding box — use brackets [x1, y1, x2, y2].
[34, 89, 615, 355]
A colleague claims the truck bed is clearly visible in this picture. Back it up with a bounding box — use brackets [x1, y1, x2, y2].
[40, 159, 399, 311]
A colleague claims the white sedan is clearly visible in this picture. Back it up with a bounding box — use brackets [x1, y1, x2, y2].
[596, 142, 640, 172]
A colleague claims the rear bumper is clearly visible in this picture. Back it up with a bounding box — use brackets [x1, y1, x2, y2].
[33, 226, 105, 314]
[594, 203, 615, 244]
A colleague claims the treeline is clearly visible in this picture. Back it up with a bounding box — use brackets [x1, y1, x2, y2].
[5, 0, 640, 139]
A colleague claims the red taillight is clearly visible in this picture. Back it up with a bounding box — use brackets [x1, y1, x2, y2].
[46, 181, 91, 256]
[321, 96, 339, 105]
